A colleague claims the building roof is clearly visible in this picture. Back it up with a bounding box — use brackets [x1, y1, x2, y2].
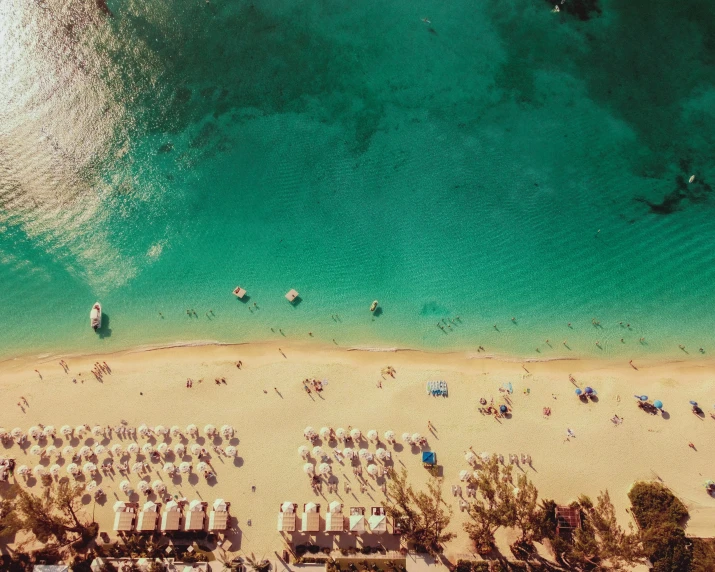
[555, 506, 582, 530]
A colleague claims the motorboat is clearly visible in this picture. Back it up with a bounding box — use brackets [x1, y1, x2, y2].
[370, 300, 378, 312]
[90, 303, 101, 331]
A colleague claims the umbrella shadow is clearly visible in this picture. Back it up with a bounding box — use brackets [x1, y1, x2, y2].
[661, 410, 671, 420]
[393, 444, 404, 453]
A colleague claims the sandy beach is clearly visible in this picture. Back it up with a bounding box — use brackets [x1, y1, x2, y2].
[2, 342, 715, 559]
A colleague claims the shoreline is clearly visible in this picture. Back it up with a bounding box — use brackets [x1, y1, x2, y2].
[1, 337, 710, 370]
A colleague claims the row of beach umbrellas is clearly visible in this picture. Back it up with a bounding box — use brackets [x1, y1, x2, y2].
[304, 427, 422, 444]
[0, 424, 235, 442]
[299, 445, 391, 462]
[20, 442, 237, 459]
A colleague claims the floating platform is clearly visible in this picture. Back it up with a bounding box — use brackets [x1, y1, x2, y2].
[285, 289, 299, 303]
[232, 286, 246, 299]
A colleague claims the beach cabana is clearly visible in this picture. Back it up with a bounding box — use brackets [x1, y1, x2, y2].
[278, 502, 297, 532]
[555, 505, 582, 536]
[209, 499, 230, 531]
[136, 501, 159, 533]
[301, 502, 320, 532]
[113, 501, 136, 532]
[349, 507, 366, 535]
[184, 500, 207, 531]
[160, 500, 182, 532]
[325, 501, 344, 532]
[285, 289, 299, 302]
[369, 507, 387, 534]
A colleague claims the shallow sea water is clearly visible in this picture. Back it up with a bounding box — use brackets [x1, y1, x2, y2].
[0, 0, 714, 359]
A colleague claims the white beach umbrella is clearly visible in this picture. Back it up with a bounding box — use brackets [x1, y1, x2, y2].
[120, 480, 132, 494]
[412, 433, 422, 443]
[319, 463, 331, 475]
[62, 446, 74, 457]
[174, 443, 186, 456]
[137, 480, 150, 494]
[179, 462, 191, 474]
[465, 451, 477, 464]
[342, 448, 354, 460]
[203, 424, 216, 437]
[142, 443, 154, 454]
[312, 446, 323, 458]
[61, 425, 73, 438]
[30, 445, 43, 456]
[329, 501, 342, 513]
[303, 463, 315, 475]
[163, 463, 175, 475]
[402, 432, 412, 444]
[170, 425, 182, 437]
[336, 428, 346, 441]
[480, 451, 490, 462]
[281, 501, 295, 513]
[132, 462, 144, 473]
[298, 445, 310, 459]
[366, 464, 378, 477]
[66, 463, 79, 475]
[157, 443, 168, 455]
[11, 428, 23, 439]
[190, 444, 202, 456]
[225, 446, 237, 457]
[79, 446, 92, 458]
[304, 426, 316, 439]
[197, 462, 208, 473]
[93, 444, 105, 456]
[138, 424, 150, 438]
[111, 444, 123, 456]
[459, 470, 470, 481]
[350, 428, 362, 441]
[17, 465, 29, 477]
[358, 448, 370, 459]
[152, 480, 166, 494]
[33, 465, 46, 477]
[376, 448, 387, 461]
[319, 427, 331, 440]
[221, 424, 234, 439]
[46, 445, 58, 457]
[29, 426, 41, 439]
[155, 424, 168, 436]
[42, 425, 55, 438]
[0, 428, 7, 440]
[75, 425, 86, 437]
[367, 430, 378, 442]
[83, 462, 97, 474]
[86, 480, 97, 492]
[127, 443, 139, 455]
[186, 424, 198, 437]
[92, 425, 104, 437]
[49, 464, 61, 477]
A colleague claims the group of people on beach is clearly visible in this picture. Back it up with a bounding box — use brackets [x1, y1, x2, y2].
[302, 378, 324, 394]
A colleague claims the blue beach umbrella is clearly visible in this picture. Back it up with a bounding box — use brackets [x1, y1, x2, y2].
[499, 405, 507, 413]
[575, 388, 582, 396]
[639, 395, 648, 401]
[690, 400, 698, 406]
[585, 386, 593, 394]
[654, 400, 663, 409]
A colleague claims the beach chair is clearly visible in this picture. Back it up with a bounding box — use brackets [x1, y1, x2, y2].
[440, 381, 448, 396]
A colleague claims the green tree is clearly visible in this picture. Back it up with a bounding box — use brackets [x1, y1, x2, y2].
[463, 455, 540, 554]
[561, 493, 642, 571]
[382, 468, 455, 556]
[13, 480, 95, 544]
[0, 494, 22, 538]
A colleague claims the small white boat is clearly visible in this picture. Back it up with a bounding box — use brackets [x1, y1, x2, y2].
[370, 300, 378, 312]
[90, 303, 101, 331]
[689, 175, 696, 183]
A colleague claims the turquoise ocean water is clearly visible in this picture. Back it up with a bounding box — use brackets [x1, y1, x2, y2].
[1, 0, 714, 360]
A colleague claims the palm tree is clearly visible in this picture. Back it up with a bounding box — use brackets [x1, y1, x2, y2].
[243, 552, 271, 572]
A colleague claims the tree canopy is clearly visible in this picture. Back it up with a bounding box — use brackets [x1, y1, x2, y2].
[382, 468, 455, 556]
